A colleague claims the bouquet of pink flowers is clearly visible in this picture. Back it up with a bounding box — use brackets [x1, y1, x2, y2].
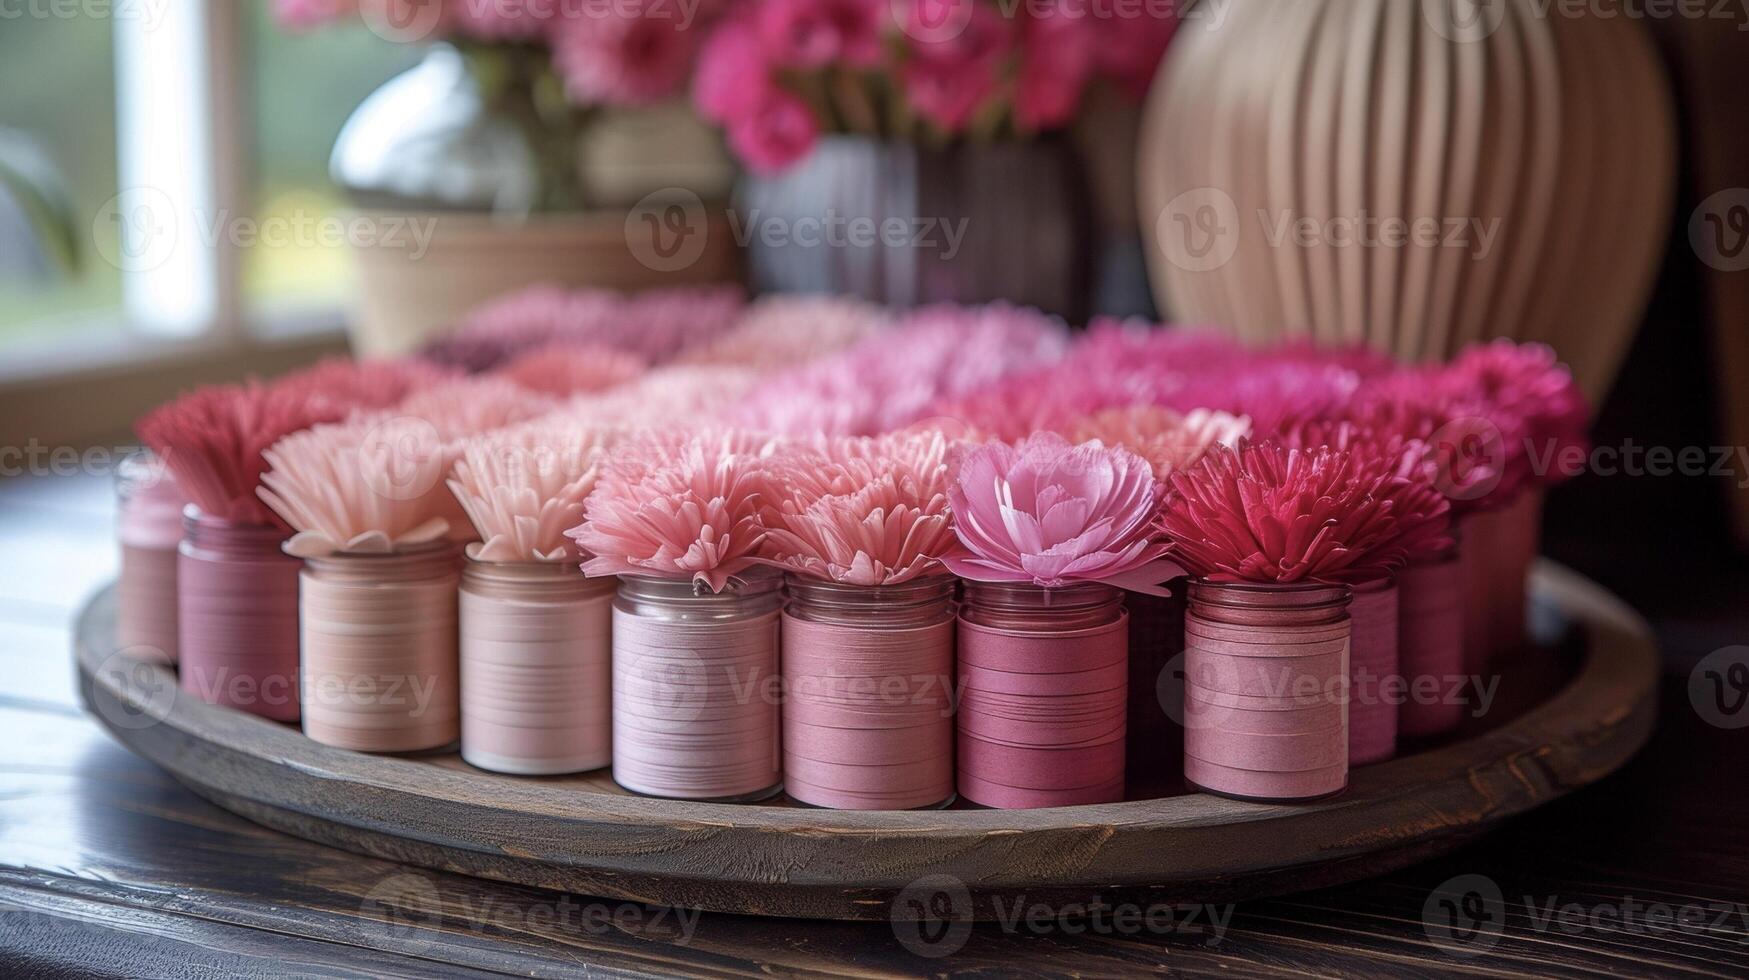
[693, 0, 1182, 172]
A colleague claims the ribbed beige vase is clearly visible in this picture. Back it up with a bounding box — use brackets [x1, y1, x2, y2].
[1139, 0, 1676, 401]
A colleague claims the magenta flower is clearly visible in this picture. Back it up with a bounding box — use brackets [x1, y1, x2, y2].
[1160, 441, 1451, 585]
[693, 16, 776, 123]
[552, 9, 698, 106]
[728, 89, 820, 174]
[757, 0, 884, 68]
[1013, 5, 1092, 131]
[1448, 339, 1590, 488]
[569, 430, 778, 592]
[944, 433, 1168, 588]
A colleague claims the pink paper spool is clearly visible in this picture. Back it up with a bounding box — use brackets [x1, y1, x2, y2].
[1347, 578, 1399, 765]
[1182, 581, 1350, 802]
[177, 510, 302, 721]
[956, 581, 1127, 809]
[460, 560, 614, 775]
[782, 574, 956, 810]
[115, 453, 187, 665]
[1398, 550, 1466, 737]
[1488, 488, 1543, 663]
[299, 545, 461, 752]
[611, 572, 783, 801]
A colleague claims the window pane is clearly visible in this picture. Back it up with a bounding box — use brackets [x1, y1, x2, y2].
[0, 15, 121, 350]
[244, 6, 417, 316]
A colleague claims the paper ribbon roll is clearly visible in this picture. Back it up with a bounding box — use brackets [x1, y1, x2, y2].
[1398, 554, 1467, 738]
[955, 614, 1128, 809]
[178, 529, 302, 722]
[612, 607, 781, 800]
[781, 614, 954, 810]
[300, 560, 460, 753]
[1347, 580, 1399, 765]
[1182, 600, 1349, 802]
[117, 544, 179, 665]
[460, 574, 613, 775]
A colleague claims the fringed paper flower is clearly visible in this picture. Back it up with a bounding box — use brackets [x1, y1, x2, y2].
[393, 377, 557, 442]
[493, 343, 648, 397]
[424, 284, 746, 371]
[1160, 441, 1452, 585]
[1346, 367, 1530, 509]
[257, 416, 456, 557]
[737, 302, 1068, 436]
[565, 365, 764, 429]
[275, 357, 458, 413]
[568, 429, 778, 592]
[1069, 406, 1251, 480]
[1448, 339, 1590, 488]
[448, 418, 618, 563]
[758, 431, 957, 585]
[944, 433, 1168, 588]
[677, 294, 891, 370]
[137, 382, 346, 528]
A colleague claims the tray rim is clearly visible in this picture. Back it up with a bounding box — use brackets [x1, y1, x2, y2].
[75, 560, 1659, 919]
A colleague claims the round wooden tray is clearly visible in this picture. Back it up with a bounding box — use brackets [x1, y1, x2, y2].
[76, 561, 1658, 920]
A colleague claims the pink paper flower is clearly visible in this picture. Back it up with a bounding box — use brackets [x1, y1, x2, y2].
[944, 433, 1167, 588]
[1447, 339, 1590, 488]
[276, 357, 458, 414]
[569, 429, 778, 591]
[727, 89, 820, 174]
[1013, 5, 1093, 131]
[493, 343, 648, 396]
[1160, 440, 1452, 585]
[1069, 405, 1250, 480]
[693, 16, 776, 122]
[552, 9, 699, 106]
[449, 417, 619, 562]
[757, 0, 884, 68]
[430, 284, 745, 370]
[136, 382, 347, 529]
[258, 416, 458, 556]
[677, 294, 890, 370]
[759, 430, 957, 585]
[394, 377, 557, 443]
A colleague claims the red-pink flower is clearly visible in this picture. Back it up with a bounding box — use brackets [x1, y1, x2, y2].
[944, 433, 1168, 588]
[728, 90, 820, 174]
[903, 1, 1011, 131]
[552, 9, 698, 106]
[1160, 441, 1451, 585]
[1447, 339, 1590, 488]
[1094, 0, 1179, 100]
[757, 0, 885, 68]
[1013, 3, 1093, 131]
[569, 429, 778, 591]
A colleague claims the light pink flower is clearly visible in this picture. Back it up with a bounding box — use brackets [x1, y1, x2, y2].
[494, 343, 648, 396]
[569, 429, 778, 591]
[677, 294, 890, 370]
[394, 377, 557, 443]
[759, 431, 957, 585]
[1069, 405, 1250, 481]
[1160, 440, 1451, 585]
[258, 416, 457, 557]
[449, 417, 619, 562]
[728, 89, 820, 174]
[944, 433, 1167, 588]
[552, 10, 698, 106]
[757, 0, 885, 68]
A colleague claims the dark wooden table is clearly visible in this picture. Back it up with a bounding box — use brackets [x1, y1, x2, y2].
[2, 472, 1746, 978]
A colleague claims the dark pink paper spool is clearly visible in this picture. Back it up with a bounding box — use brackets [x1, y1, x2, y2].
[955, 581, 1128, 809]
[780, 575, 956, 811]
[1347, 578, 1399, 765]
[1456, 492, 1537, 677]
[1182, 580, 1351, 802]
[299, 545, 461, 753]
[1398, 551, 1466, 737]
[177, 511, 301, 722]
[611, 573, 783, 801]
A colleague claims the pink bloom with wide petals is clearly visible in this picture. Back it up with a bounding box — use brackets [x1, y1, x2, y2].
[758, 0, 884, 68]
[569, 430, 778, 592]
[944, 433, 1167, 588]
[728, 89, 820, 174]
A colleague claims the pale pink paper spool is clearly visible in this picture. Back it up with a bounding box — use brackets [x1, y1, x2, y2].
[956, 581, 1127, 809]
[1346, 578, 1399, 765]
[114, 453, 186, 664]
[1182, 581, 1350, 802]
[177, 510, 302, 721]
[782, 574, 956, 810]
[611, 572, 783, 801]
[299, 545, 461, 752]
[1398, 550, 1466, 737]
[460, 560, 614, 775]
